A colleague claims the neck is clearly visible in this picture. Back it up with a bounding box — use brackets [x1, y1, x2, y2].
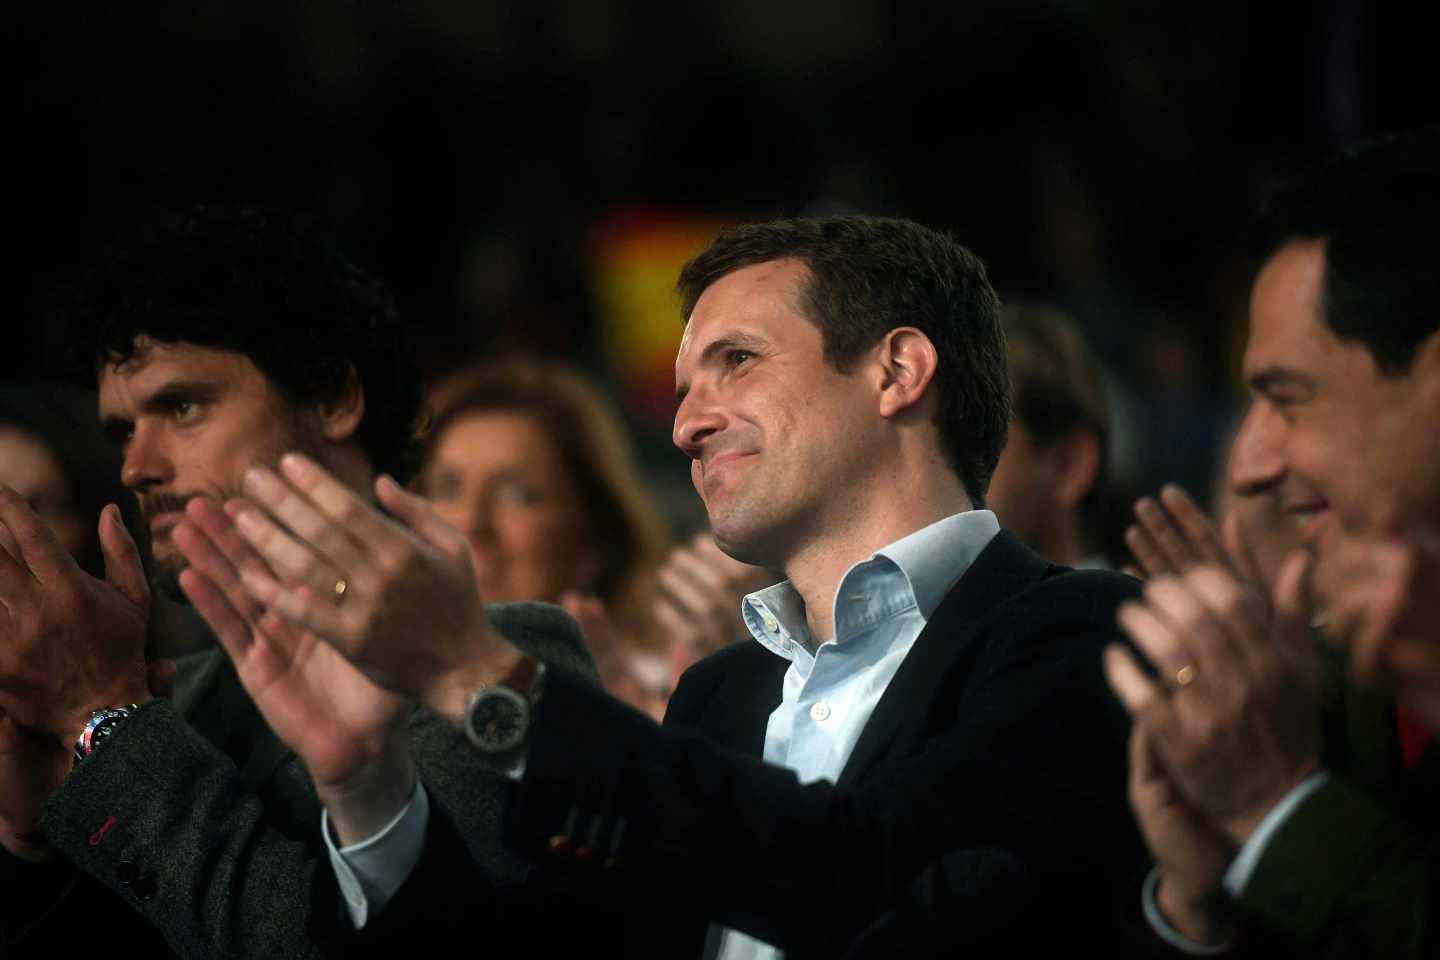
[783, 466, 972, 644]
[316, 443, 376, 500]
[1032, 512, 1086, 568]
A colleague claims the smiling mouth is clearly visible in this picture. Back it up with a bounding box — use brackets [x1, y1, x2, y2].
[1288, 504, 1330, 542]
[704, 451, 756, 473]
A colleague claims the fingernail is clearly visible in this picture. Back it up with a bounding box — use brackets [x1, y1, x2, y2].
[233, 507, 263, 536]
[280, 453, 316, 480]
[243, 467, 276, 495]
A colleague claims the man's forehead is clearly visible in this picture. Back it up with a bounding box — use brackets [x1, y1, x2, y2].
[675, 259, 809, 362]
[676, 320, 696, 363]
[102, 338, 237, 377]
[98, 339, 259, 404]
[1244, 240, 1328, 376]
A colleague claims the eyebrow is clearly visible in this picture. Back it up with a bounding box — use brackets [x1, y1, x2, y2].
[675, 332, 769, 402]
[1246, 367, 1317, 397]
[100, 378, 219, 435]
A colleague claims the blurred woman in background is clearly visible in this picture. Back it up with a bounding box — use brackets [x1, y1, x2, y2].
[417, 361, 673, 717]
[0, 380, 129, 576]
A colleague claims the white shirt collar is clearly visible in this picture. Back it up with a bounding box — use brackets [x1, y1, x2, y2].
[742, 510, 1000, 659]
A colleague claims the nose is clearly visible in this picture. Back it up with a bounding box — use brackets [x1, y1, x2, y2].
[120, 422, 173, 494]
[444, 492, 494, 546]
[1229, 402, 1285, 498]
[672, 388, 725, 460]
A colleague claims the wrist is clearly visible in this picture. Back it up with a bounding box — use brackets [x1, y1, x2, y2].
[1219, 762, 1320, 845]
[61, 688, 153, 755]
[1156, 871, 1238, 946]
[316, 733, 417, 848]
[425, 639, 525, 728]
[0, 828, 57, 863]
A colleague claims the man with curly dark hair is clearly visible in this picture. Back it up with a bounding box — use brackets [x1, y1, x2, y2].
[71, 205, 425, 594]
[0, 206, 593, 957]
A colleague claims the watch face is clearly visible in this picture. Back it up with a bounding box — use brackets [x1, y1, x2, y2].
[77, 707, 133, 762]
[465, 687, 529, 753]
[90, 719, 121, 750]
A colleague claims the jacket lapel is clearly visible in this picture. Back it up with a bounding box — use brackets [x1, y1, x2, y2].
[691, 645, 788, 758]
[838, 531, 1053, 787]
[174, 649, 297, 792]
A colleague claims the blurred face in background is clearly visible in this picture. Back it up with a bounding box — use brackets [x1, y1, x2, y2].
[421, 409, 600, 603]
[987, 418, 1054, 544]
[0, 424, 90, 559]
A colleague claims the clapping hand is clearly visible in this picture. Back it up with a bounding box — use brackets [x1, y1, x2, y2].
[225, 454, 521, 728]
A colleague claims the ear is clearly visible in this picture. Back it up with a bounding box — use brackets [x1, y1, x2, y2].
[1051, 429, 1101, 509]
[317, 365, 366, 444]
[875, 327, 939, 419]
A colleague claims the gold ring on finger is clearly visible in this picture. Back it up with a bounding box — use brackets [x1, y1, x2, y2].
[1174, 663, 1197, 688]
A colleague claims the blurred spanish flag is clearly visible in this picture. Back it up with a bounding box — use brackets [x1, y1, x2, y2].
[591, 207, 730, 428]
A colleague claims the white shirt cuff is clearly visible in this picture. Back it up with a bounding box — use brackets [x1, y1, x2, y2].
[1140, 866, 1233, 955]
[323, 780, 430, 929]
[1222, 770, 1331, 896]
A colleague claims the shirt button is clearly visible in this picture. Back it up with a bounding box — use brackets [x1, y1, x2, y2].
[809, 701, 831, 722]
[762, 614, 779, 633]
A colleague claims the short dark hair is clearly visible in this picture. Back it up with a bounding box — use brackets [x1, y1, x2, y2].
[1252, 127, 1439, 376]
[677, 216, 1009, 506]
[68, 205, 425, 481]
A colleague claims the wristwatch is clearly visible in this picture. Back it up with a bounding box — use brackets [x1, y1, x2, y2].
[463, 658, 546, 761]
[73, 705, 140, 765]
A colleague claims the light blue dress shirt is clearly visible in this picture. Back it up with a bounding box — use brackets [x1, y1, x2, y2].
[715, 509, 1000, 960]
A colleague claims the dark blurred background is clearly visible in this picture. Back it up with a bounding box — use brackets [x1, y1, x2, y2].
[15, 0, 1437, 543]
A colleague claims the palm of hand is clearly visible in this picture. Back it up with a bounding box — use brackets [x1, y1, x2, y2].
[1128, 728, 1230, 891]
[234, 614, 409, 789]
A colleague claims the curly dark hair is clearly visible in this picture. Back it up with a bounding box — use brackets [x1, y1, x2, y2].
[1251, 127, 1439, 377]
[67, 205, 425, 481]
[677, 216, 1010, 506]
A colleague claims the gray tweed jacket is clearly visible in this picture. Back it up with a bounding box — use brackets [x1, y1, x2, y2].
[7, 602, 593, 959]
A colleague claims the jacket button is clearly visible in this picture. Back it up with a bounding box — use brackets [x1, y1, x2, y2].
[131, 874, 158, 901]
[116, 860, 139, 884]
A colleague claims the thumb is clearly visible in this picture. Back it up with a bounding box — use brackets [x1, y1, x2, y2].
[374, 475, 468, 560]
[1222, 510, 1266, 595]
[100, 504, 151, 613]
[1271, 547, 1315, 662]
[1129, 724, 1154, 785]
